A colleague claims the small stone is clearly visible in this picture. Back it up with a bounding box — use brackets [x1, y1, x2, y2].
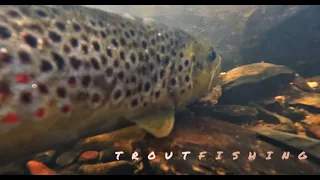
[78, 151, 99, 163]
[56, 149, 83, 167]
[0, 162, 26, 175]
[220, 63, 295, 104]
[99, 147, 119, 163]
[307, 81, 318, 89]
[272, 123, 297, 134]
[27, 160, 56, 175]
[257, 120, 264, 125]
[58, 163, 80, 175]
[288, 93, 320, 109]
[274, 96, 286, 103]
[295, 122, 306, 136]
[305, 125, 320, 139]
[33, 150, 57, 164]
[188, 104, 258, 125]
[79, 160, 137, 175]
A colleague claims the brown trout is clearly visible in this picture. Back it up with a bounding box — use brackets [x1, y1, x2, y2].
[0, 5, 222, 164]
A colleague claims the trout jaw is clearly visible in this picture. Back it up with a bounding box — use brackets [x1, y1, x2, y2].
[185, 55, 221, 106]
[207, 55, 222, 91]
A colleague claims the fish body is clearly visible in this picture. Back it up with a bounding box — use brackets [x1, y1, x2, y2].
[0, 5, 221, 164]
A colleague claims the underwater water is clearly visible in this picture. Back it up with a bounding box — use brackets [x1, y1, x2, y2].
[0, 5, 319, 175]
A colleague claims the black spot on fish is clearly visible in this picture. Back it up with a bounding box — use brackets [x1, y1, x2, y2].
[23, 34, 37, 48]
[81, 75, 91, 87]
[40, 59, 53, 72]
[55, 22, 66, 31]
[105, 67, 113, 77]
[118, 71, 125, 81]
[129, 29, 135, 36]
[100, 31, 107, 38]
[120, 38, 126, 46]
[81, 45, 88, 54]
[92, 41, 100, 52]
[120, 51, 125, 60]
[155, 91, 160, 99]
[38, 84, 49, 94]
[70, 38, 78, 47]
[100, 55, 107, 65]
[144, 82, 151, 92]
[131, 98, 138, 107]
[56, 87, 67, 98]
[70, 56, 82, 70]
[7, 10, 21, 18]
[90, 58, 100, 70]
[107, 49, 112, 58]
[52, 52, 65, 70]
[73, 23, 81, 32]
[35, 10, 48, 17]
[18, 51, 32, 64]
[112, 39, 118, 47]
[113, 90, 122, 100]
[48, 31, 61, 43]
[130, 53, 136, 64]
[20, 92, 32, 104]
[185, 75, 190, 83]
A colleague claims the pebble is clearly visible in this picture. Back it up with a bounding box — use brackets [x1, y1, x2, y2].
[79, 160, 137, 175]
[272, 123, 297, 134]
[56, 149, 83, 167]
[305, 125, 320, 139]
[78, 151, 99, 163]
[27, 160, 56, 175]
[99, 147, 131, 163]
[295, 122, 306, 136]
[99, 147, 119, 163]
[33, 150, 57, 164]
[58, 163, 80, 175]
[307, 81, 318, 89]
[0, 162, 26, 175]
[257, 120, 264, 125]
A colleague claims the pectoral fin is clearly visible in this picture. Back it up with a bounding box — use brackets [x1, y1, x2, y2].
[127, 109, 175, 138]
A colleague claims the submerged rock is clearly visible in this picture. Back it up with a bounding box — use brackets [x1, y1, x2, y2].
[305, 125, 320, 140]
[250, 102, 296, 132]
[287, 93, 320, 110]
[220, 63, 295, 104]
[254, 128, 320, 163]
[32, 150, 57, 165]
[27, 160, 57, 175]
[55, 149, 83, 167]
[78, 151, 99, 164]
[58, 163, 80, 175]
[99, 147, 122, 163]
[189, 104, 258, 125]
[79, 160, 137, 175]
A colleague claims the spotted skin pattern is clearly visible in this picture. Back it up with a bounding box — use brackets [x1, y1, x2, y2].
[0, 5, 221, 163]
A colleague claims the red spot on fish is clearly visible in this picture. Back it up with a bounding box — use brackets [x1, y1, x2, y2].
[61, 104, 71, 113]
[2, 112, 19, 124]
[35, 108, 45, 118]
[69, 84, 76, 88]
[67, 77, 77, 88]
[92, 93, 101, 103]
[16, 73, 32, 83]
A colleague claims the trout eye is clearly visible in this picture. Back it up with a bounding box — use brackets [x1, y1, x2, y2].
[208, 47, 216, 62]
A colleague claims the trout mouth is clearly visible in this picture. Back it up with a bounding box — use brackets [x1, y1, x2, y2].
[207, 55, 222, 91]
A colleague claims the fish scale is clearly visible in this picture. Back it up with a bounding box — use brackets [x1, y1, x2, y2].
[0, 5, 222, 165]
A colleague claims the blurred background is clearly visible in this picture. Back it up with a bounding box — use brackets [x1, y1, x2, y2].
[83, 5, 320, 77]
